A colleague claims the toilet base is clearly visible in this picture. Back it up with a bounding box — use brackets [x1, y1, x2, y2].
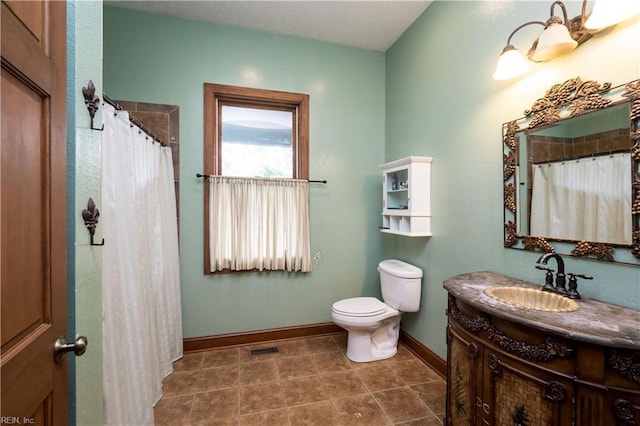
[344, 316, 401, 363]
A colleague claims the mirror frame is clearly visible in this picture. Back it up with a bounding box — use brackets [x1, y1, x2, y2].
[503, 76, 640, 264]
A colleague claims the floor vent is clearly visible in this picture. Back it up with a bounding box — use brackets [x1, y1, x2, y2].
[250, 346, 280, 356]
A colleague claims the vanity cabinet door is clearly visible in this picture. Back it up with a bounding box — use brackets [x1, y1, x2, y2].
[446, 323, 483, 426]
[603, 348, 640, 425]
[482, 349, 574, 426]
[575, 382, 607, 426]
[576, 383, 640, 426]
[606, 389, 640, 425]
[575, 346, 640, 425]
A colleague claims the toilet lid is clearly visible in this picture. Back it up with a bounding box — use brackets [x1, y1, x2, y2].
[332, 297, 387, 317]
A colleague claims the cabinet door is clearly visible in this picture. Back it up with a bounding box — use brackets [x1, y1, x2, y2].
[603, 348, 640, 425]
[483, 350, 574, 426]
[606, 388, 640, 425]
[576, 382, 608, 426]
[446, 323, 483, 426]
[576, 383, 640, 426]
[383, 167, 410, 212]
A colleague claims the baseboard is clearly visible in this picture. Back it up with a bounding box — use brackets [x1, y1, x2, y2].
[183, 322, 447, 379]
[399, 330, 447, 379]
[183, 322, 343, 352]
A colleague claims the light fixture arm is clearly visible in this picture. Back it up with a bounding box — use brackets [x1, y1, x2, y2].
[504, 20, 546, 47]
[550, 0, 594, 45]
[549, 1, 572, 28]
[572, 0, 596, 43]
[579, 0, 589, 28]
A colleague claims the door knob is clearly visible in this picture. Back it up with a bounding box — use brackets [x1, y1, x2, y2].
[54, 336, 88, 364]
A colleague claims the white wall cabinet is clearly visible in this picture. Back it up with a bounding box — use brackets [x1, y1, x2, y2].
[380, 156, 432, 237]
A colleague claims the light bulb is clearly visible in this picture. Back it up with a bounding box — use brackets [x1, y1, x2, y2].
[493, 46, 529, 80]
[585, 0, 640, 30]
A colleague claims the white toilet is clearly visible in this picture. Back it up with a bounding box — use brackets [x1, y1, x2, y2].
[331, 259, 423, 362]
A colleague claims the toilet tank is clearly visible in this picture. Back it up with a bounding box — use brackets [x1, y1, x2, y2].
[378, 259, 423, 312]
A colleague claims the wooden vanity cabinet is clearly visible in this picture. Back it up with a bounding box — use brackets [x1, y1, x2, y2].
[446, 295, 640, 425]
[444, 273, 640, 425]
[446, 296, 575, 425]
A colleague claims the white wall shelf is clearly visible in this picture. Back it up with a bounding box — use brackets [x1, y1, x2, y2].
[380, 156, 432, 237]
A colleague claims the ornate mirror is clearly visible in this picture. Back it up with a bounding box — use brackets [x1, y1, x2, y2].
[503, 77, 640, 264]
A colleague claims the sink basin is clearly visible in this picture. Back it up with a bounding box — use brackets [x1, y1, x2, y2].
[484, 286, 579, 312]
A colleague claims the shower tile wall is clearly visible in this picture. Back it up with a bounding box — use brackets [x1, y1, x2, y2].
[528, 128, 629, 164]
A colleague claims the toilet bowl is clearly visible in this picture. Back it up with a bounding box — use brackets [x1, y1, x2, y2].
[331, 259, 423, 363]
[332, 297, 401, 362]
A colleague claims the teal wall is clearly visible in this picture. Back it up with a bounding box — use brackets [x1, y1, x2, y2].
[68, 1, 104, 424]
[103, 2, 640, 365]
[103, 6, 387, 339]
[385, 1, 640, 358]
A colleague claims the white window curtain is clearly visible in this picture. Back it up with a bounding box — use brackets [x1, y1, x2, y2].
[209, 176, 311, 272]
[530, 153, 632, 244]
[102, 102, 182, 425]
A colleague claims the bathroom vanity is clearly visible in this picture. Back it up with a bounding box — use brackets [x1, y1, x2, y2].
[444, 272, 640, 425]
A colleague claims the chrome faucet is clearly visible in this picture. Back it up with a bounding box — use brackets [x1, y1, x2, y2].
[536, 253, 568, 296]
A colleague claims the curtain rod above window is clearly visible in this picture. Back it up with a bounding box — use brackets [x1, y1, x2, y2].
[196, 173, 327, 184]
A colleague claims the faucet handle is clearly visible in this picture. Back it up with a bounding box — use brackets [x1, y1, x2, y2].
[536, 265, 556, 291]
[566, 273, 593, 299]
[571, 273, 593, 280]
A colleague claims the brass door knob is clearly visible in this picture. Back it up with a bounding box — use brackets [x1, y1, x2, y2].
[54, 336, 88, 364]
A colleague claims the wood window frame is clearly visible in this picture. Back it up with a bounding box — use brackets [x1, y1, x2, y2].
[203, 83, 309, 274]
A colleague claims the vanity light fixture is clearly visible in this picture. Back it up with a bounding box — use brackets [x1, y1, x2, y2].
[493, 0, 640, 80]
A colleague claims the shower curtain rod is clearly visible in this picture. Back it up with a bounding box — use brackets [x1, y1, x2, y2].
[82, 81, 168, 147]
[102, 93, 168, 147]
[196, 173, 327, 184]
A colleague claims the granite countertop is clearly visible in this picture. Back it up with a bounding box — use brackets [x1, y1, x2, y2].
[444, 271, 640, 350]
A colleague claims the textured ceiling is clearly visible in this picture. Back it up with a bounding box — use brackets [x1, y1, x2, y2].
[105, 1, 432, 51]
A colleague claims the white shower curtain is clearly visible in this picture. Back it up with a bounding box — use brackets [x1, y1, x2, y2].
[101, 102, 182, 425]
[530, 153, 632, 244]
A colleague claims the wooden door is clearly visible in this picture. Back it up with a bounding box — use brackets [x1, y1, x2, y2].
[1, 1, 68, 424]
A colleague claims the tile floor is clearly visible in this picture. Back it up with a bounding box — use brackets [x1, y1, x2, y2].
[154, 333, 446, 425]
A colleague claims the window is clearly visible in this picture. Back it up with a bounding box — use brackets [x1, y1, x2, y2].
[204, 83, 309, 179]
[203, 84, 310, 274]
